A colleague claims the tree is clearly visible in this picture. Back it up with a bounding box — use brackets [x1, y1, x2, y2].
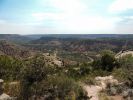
[36, 74, 89, 100]
[101, 54, 116, 71]
[19, 55, 89, 100]
[0, 55, 23, 80]
[20, 55, 53, 100]
[92, 52, 119, 72]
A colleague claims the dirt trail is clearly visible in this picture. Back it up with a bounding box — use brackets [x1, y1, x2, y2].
[84, 85, 102, 100]
[87, 56, 94, 63]
[115, 50, 133, 58]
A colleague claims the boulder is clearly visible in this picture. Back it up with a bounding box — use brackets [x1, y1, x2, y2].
[0, 79, 4, 95]
[95, 76, 118, 90]
[123, 91, 128, 98]
[110, 87, 117, 95]
[122, 89, 133, 99]
[0, 79, 12, 100]
[0, 93, 11, 100]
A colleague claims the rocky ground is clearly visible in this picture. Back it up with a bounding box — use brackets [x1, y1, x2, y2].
[115, 50, 133, 59]
[83, 76, 122, 100]
[84, 85, 102, 100]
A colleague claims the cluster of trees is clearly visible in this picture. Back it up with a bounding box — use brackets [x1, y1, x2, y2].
[0, 55, 23, 80]
[0, 55, 88, 100]
[24, 37, 133, 53]
[113, 55, 133, 87]
[1, 49, 133, 99]
[65, 50, 119, 79]
[92, 51, 119, 72]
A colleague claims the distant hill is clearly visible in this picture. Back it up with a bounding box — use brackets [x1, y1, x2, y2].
[0, 40, 31, 58]
[27, 35, 133, 53]
[1, 34, 133, 43]
[1, 34, 133, 53]
[0, 34, 33, 43]
[26, 34, 123, 39]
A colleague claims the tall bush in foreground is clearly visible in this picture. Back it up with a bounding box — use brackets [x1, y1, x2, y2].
[19, 56, 88, 100]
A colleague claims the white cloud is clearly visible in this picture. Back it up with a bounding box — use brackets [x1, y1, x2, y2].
[0, 20, 6, 24]
[1, 0, 132, 34]
[32, 0, 122, 33]
[0, 20, 55, 34]
[109, 0, 133, 13]
[32, 11, 121, 33]
[0, 22, 33, 34]
[32, 12, 65, 21]
[40, 0, 88, 14]
[115, 23, 133, 34]
[49, 0, 87, 14]
[0, 15, 127, 34]
[125, 16, 133, 20]
[108, 0, 133, 33]
[58, 16, 119, 33]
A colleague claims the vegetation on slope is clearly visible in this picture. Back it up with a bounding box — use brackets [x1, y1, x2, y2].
[1, 35, 133, 99]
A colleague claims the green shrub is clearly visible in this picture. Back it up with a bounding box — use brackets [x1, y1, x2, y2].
[4, 81, 20, 97]
[92, 53, 119, 72]
[37, 74, 88, 100]
[0, 55, 23, 81]
[19, 56, 88, 100]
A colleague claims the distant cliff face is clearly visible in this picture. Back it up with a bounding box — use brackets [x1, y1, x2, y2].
[29, 37, 133, 53]
[0, 34, 33, 43]
[0, 40, 31, 58]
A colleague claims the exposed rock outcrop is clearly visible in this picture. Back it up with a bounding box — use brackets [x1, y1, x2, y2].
[95, 76, 118, 90]
[0, 40, 31, 59]
[115, 50, 133, 59]
[0, 79, 11, 100]
[84, 76, 119, 100]
[122, 89, 133, 100]
[43, 53, 63, 67]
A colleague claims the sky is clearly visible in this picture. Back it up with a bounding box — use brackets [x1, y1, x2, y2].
[0, 0, 133, 34]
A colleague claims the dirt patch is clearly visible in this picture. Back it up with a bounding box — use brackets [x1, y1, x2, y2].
[108, 95, 123, 100]
[84, 85, 102, 100]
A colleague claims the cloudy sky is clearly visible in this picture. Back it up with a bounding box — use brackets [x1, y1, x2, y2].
[0, 0, 133, 34]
